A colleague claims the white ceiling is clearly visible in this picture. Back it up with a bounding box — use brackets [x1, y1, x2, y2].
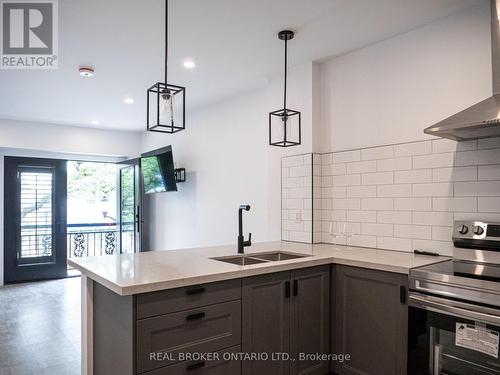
[0, 0, 484, 131]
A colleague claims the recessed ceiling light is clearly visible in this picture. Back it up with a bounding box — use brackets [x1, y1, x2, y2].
[91, 120, 99, 125]
[79, 66, 95, 78]
[183, 60, 196, 69]
[124, 98, 134, 104]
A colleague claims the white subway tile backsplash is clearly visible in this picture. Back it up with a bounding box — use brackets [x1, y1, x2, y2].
[323, 210, 346, 221]
[455, 181, 500, 197]
[377, 184, 412, 198]
[362, 198, 394, 211]
[323, 187, 347, 199]
[283, 177, 303, 188]
[332, 198, 361, 210]
[478, 138, 500, 150]
[332, 150, 361, 164]
[432, 166, 477, 182]
[478, 165, 500, 181]
[362, 223, 393, 236]
[432, 139, 476, 153]
[282, 155, 304, 167]
[455, 149, 500, 167]
[478, 197, 500, 213]
[362, 172, 393, 185]
[413, 153, 455, 169]
[432, 226, 453, 241]
[412, 183, 453, 197]
[394, 224, 431, 240]
[454, 212, 500, 222]
[289, 165, 311, 177]
[347, 234, 377, 248]
[395, 169, 432, 184]
[432, 197, 477, 212]
[377, 211, 412, 224]
[347, 185, 377, 198]
[395, 198, 432, 211]
[361, 145, 394, 160]
[284, 141, 500, 254]
[377, 237, 412, 252]
[332, 174, 361, 186]
[321, 153, 332, 165]
[412, 212, 453, 226]
[347, 210, 377, 223]
[347, 160, 377, 174]
[377, 157, 412, 172]
[394, 141, 431, 157]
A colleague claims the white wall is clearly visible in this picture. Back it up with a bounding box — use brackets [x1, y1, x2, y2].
[0, 119, 141, 285]
[141, 63, 314, 250]
[319, 3, 491, 152]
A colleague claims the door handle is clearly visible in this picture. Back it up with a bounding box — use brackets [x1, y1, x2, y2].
[186, 361, 205, 371]
[293, 279, 298, 296]
[285, 281, 291, 298]
[185, 312, 205, 321]
[400, 286, 406, 304]
[136, 205, 140, 233]
[185, 286, 206, 296]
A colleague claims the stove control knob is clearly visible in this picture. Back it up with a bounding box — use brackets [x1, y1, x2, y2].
[458, 225, 469, 235]
[473, 226, 484, 236]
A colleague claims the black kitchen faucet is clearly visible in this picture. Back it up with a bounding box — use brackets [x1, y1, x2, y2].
[238, 205, 252, 254]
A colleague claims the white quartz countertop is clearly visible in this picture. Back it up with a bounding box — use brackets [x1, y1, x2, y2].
[67, 241, 449, 296]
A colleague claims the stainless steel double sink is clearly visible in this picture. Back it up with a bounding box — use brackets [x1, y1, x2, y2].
[212, 251, 310, 266]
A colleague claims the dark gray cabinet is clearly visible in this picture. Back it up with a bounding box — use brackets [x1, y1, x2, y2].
[242, 271, 290, 375]
[242, 266, 330, 375]
[332, 265, 408, 375]
[290, 267, 330, 375]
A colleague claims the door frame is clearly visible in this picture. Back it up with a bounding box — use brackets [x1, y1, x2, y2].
[117, 158, 143, 254]
[4, 156, 68, 283]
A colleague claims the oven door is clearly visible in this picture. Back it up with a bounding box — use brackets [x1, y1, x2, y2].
[408, 292, 500, 375]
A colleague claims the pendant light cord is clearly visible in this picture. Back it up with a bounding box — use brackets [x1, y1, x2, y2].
[164, 0, 168, 85]
[283, 37, 287, 111]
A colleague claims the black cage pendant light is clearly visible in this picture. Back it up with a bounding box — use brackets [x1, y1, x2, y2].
[147, 0, 185, 133]
[269, 30, 301, 147]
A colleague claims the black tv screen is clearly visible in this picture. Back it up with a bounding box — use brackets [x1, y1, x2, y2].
[141, 146, 178, 193]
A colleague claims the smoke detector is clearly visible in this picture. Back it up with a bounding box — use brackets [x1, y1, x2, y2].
[79, 66, 95, 78]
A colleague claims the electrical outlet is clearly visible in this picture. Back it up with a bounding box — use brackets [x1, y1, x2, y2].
[295, 211, 301, 223]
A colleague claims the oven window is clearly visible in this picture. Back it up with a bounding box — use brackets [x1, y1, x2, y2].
[409, 307, 500, 375]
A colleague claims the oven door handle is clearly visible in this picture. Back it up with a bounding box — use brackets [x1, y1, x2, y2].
[409, 293, 500, 326]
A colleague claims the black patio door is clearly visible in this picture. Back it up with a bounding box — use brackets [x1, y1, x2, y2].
[117, 158, 143, 254]
[4, 156, 67, 283]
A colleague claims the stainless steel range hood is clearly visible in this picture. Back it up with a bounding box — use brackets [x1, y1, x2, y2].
[424, 0, 500, 141]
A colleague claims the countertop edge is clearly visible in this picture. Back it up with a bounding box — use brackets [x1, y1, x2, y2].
[69, 253, 448, 296]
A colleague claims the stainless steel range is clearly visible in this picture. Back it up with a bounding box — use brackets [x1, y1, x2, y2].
[408, 221, 500, 375]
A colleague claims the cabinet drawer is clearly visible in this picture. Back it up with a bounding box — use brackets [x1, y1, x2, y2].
[136, 300, 242, 373]
[142, 345, 241, 375]
[137, 279, 242, 319]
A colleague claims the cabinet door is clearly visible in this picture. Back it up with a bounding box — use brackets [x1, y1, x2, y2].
[290, 266, 330, 375]
[333, 265, 408, 375]
[242, 272, 290, 375]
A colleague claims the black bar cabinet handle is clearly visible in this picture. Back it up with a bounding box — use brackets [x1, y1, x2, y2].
[185, 286, 206, 295]
[400, 286, 407, 304]
[285, 281, 291, 298]
[185, 312, 205, 321]
[293, 279, 298, 296]
[186, 361, 206, 371]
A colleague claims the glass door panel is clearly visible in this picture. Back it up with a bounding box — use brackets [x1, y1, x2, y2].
[19, 169, 54, 264]
[120, 165, 136, 254]
[118, 159, 141, 254]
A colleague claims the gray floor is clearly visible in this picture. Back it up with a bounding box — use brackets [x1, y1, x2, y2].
[0, 277, 81, 375]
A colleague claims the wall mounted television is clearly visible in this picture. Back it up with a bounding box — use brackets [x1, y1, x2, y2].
[141, 146, 177, 193]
